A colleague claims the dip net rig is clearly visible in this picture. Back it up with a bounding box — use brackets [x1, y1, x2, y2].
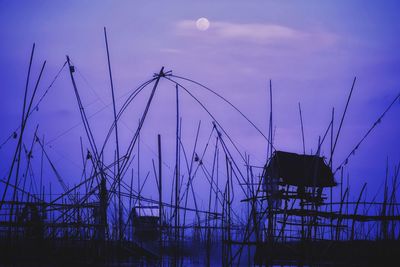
[0, 31, 271, 265]
[0, 30, 400, 266]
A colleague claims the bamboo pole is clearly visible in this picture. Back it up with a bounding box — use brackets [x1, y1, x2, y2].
[103, 27, 122, 242]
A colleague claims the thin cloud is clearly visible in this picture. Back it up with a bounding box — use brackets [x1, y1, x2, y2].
[176, 20, 337, 46]
[160, 48, 181, 54]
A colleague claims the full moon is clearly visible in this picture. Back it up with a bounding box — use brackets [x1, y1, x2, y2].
[196, 17, 210, 31]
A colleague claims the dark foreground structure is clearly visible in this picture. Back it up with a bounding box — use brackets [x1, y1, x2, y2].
[1, 38, 400, 266]
[253, 151, 400, 266]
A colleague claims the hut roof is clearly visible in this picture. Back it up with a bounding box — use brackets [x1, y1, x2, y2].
[266, 151, 336, 187]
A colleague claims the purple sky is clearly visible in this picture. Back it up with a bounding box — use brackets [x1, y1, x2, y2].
[1, 1, 400, 208]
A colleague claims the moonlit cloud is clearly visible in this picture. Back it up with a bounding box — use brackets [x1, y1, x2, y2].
[176, 20, 337, 46]
[159, 48, 181, 54]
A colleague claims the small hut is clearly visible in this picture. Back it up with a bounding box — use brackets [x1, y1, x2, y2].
[264, 150, 336, 206]
[132, 206, 159, 241]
